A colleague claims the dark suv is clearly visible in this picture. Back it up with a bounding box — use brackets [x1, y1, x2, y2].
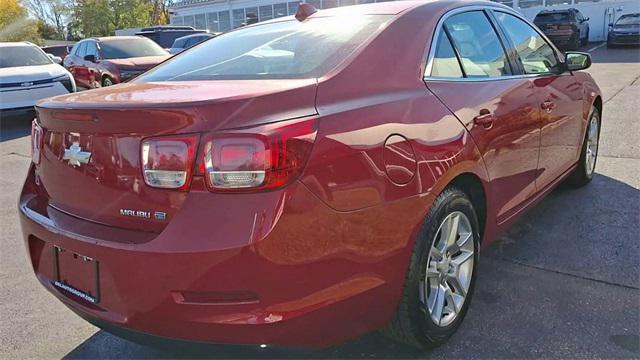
[135, 25, 207, 49]
[534, 8, 590, 50]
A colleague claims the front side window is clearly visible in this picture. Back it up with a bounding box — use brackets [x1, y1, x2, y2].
[0, 46, 51, 68]
[430, 30, 463, 78]
[85, 41, 98, 57]
[99, 38, 167, 59]
[443, 11, 512, 78]
[495, 12, 559, 75]
[137, 16, 389, 82]
[76, 42, 87, 57]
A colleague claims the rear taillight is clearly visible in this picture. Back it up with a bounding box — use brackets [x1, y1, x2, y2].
[141, 135, 198, 190]
[31, 120, 43, 165]
[201, 118, 317, 192]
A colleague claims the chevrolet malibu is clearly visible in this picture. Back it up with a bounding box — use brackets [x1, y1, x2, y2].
[20, 0, 602, 349]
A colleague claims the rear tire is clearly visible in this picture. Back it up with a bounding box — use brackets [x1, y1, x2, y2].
[567, 106, 601, 187]
[569, 35, 581, 50]
[382, 187, 480, 349]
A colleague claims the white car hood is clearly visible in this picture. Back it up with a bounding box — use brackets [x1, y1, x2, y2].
[0, 63, 69, 84]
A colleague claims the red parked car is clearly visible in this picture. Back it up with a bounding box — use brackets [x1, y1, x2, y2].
[63, 36, 169, 88]
[21, 0, 601, 349]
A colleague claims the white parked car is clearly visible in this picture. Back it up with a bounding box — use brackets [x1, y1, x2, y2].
[0, 42, 76, 115]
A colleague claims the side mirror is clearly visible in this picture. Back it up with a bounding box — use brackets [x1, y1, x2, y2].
[83, 54, 96, 62]
[565, 52, 592, 71]
[47, 53, 62, 64]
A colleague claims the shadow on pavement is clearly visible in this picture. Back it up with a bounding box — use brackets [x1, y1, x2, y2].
[0, 112, 34, 142]
[63, 172, 639, 359]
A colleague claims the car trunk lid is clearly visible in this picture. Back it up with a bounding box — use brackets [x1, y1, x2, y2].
[34, 79, 317, 232]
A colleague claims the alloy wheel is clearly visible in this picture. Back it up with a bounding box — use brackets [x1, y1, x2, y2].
[585, 113, 600, 176]
[420, 211, 474, 327]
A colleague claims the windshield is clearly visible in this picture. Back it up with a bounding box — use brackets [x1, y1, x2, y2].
[535, 12, 570, 23]
[0, 46, 52, 68]
[99, 38, 168, 59]
[616, 14, 640, 25]
[136, 16, 389, 81]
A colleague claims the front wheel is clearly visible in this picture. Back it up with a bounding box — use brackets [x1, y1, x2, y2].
[383, 187, 480, 348]
[102, 76, 114, 87]
[581, 30, 589, 46]
[567, 106, 601, 187]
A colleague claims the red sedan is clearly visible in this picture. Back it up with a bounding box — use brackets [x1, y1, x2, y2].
[20, 0, 601, 349]
[63, 36, 169, 88]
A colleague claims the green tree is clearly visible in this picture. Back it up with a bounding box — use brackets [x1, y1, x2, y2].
[0, 0, 41, 44]
[76, 0, 153, 36]
[36, 19, 60, 39]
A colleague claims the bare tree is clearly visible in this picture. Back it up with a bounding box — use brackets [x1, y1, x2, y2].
[24, 0, 70, 39]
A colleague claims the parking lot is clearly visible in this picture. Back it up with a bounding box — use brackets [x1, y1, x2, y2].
[1, 44, 638, 359]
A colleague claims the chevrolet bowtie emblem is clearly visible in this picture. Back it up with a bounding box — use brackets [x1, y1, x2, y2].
[63, 144, 91, 167]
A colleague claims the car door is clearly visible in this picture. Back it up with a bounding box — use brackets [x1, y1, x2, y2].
[84, 40, 101, 88]
[425, 9, 542, 223]
[493, 11, 585, 190]
[73, 41, 89, 88]
[577, 10, 589, 40]
[64, 42, 82, 86]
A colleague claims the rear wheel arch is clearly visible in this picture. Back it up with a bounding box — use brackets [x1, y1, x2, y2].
[448, 173, 487, 243]
[592, 95, 602, 119]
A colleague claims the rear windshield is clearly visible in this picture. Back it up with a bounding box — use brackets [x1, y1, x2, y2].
[535, 12, 571, 23]
[42, 46, 67, 57]
[136, 16, 390, 81]
[99, 38, 168, 59]
[616, 14, 640, 25]
[0, 46, 51, 68]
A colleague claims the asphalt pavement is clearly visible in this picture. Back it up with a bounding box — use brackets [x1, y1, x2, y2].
[0, 44, 638, 359]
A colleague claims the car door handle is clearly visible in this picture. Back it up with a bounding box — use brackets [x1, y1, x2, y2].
[473, 112, 495, 129]
[541, 100, 556, 112]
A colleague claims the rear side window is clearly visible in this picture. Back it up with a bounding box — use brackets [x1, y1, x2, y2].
[430, 31, 463, 78]
[136, 16, 390, 81]
[172, 38, 187, 48]
[443, 11, 512, 78]
[495, 12, 559, 74]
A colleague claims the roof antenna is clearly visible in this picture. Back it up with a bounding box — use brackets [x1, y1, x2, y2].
[295, 3, 317, 21]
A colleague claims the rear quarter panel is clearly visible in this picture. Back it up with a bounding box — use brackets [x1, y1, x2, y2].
[301, 2, 491, 213]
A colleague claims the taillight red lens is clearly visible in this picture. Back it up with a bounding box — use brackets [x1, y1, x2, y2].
[141, 135, 198, 190]
[202, 118, 318, 192]
[31, 120, 43, 165]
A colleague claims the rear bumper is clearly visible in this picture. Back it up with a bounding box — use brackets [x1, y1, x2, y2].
[19, 164, 428, 348]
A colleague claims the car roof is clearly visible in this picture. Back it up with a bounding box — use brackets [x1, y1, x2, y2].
[175, 33, 213, 41]
[81, 36, 147, 42]
[305, 0, 438, 16]
[0, 42, 37, 47]
[250, 0, 504, 28]
[537, 8, 575, 14]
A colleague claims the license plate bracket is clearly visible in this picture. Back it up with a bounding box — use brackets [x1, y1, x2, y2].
[52, 246, 100, 304]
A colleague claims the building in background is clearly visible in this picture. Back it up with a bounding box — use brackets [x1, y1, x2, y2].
[169, 0, 639, 41]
